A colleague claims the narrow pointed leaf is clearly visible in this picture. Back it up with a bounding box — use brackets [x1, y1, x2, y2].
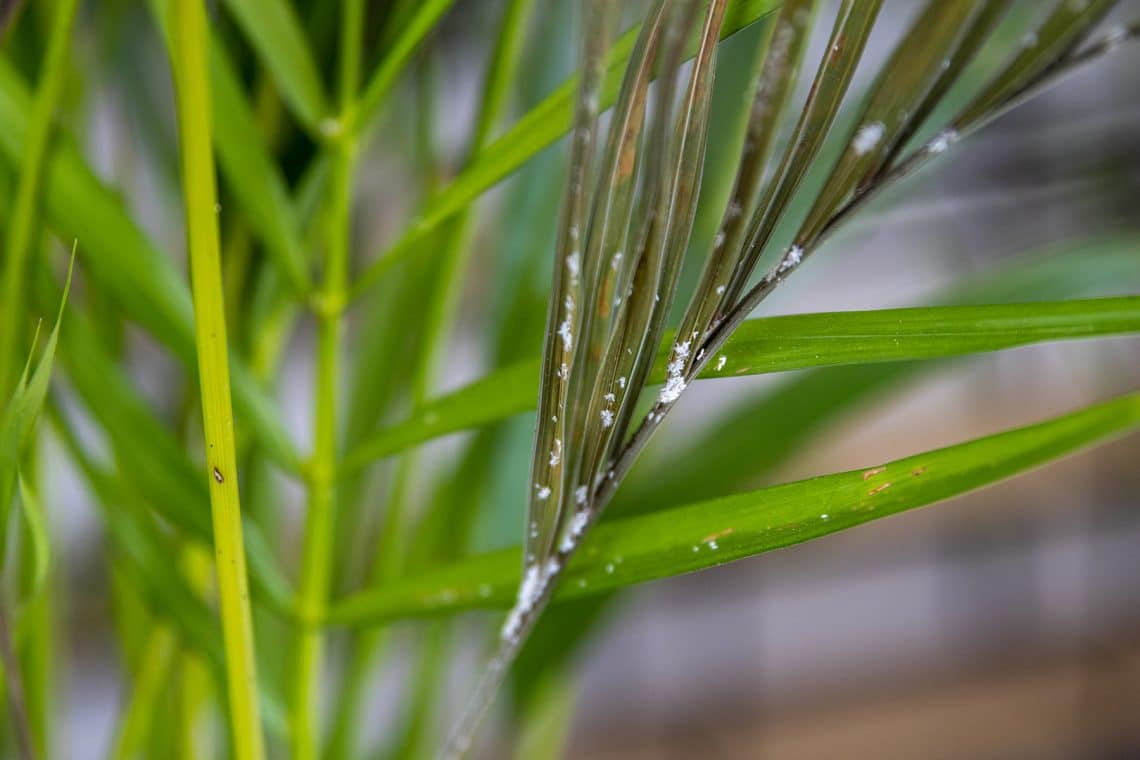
[345, 295, 1140, 471]
[350, 0, 783, 299]
[725, 0, 884, 304]
[956, 0, 1118, 129]
[329, 391, 1140, 626]
[0, 58, 302, 471]
[525, 0, 618, 566]
[678, 0, 818, 352]
[796, 0, 990, 243]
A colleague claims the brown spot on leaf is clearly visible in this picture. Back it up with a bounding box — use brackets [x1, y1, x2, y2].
[911, 466, 927, 477]
[701, 528, 734, 544]
[862, 466, 886, 480]
[867, 482, 892, 496]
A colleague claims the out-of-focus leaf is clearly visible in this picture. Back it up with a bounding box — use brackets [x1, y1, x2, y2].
[343, 360, 539, 471]
[15, 475, 49, 603]
[0, 0, 78, 394]
[956, 0, 1117, 128]
[149, 0, 312, 295]
[344, 295, 1140, 471]
[354, 0, 458, 137]
[0, 252, 72, 562]
[219, 0, 330, 133]
[328, 390, 1140, 626]
[0, 57, 302, 472]
[52, 303, 293, 612]
[50, 407, 227, 675]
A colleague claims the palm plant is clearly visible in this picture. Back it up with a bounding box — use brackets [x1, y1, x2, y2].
[0, 0, 1137, 758]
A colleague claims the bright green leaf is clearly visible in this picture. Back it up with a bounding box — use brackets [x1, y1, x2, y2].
[0, 57, 301, 472]
[328, 390, 1140, 626]
[345, 295, 1140, 472]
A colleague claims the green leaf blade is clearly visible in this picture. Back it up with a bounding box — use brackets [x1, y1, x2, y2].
[328, 390, 1140, 626]
[345, 295, 1140, 470]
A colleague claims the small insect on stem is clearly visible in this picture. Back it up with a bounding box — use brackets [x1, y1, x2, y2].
[213, 467, 225, 483]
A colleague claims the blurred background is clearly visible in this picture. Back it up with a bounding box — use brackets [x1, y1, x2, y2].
[3, 0, 1139, 757]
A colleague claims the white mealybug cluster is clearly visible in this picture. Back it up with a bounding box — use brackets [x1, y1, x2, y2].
[557, 319, 573, 350]
[566, 252, 581, 281]
[501, 564, 544, 641]
[611, 251, 623, 270]
[658, 339, 691, 404]
[716, 355, 727, 371]
[603, 392, 615, 403]
[927, 128, 958, 155]
[778, 245, 804, 274]
[575, 485, 588, 506]
[535, 485, 551, 500]
[559, 509, 590, 553]
[852, 121, 885, 156]
[549, 438, 562, 467]
[715, 284, 726, 295]
[1105, 24, 1128, 47]
[714, 231, 726, 249]
[600, 409, 614, 428]
[617, 376, 627, 389]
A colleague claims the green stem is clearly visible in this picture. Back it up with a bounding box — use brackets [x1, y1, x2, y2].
[289, 1, 363, 757]
[327, 3, 535, 755]
[0, 0, 78, 395]
[170, 1, 264, 757]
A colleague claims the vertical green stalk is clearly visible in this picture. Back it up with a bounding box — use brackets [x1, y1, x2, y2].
[170, 1, 264, 758]
[327, 3, 535, 755]
[290, 1, 363, 757]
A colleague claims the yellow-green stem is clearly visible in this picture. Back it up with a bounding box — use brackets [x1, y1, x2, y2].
[170, 1, 264, 757]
